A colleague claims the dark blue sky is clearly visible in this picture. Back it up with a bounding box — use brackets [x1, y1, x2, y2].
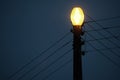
[1, 0, 120, 80]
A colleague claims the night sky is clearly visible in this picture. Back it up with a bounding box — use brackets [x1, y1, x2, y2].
[1, 0, 120, 80]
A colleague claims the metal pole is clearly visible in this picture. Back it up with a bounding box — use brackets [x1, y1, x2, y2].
[73, 26, 82, 80]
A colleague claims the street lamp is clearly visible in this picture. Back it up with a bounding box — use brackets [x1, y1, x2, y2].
[70, 7, 85, 80]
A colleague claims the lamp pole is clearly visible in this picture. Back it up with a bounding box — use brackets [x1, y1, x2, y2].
[73, 26, 83, 80]
[70, 7, 84, 80]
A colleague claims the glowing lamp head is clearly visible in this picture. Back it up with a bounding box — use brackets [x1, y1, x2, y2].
[70, 7, 84, 27]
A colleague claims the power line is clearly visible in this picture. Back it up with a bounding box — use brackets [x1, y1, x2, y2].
[86, 31, 120, 58]
[85, 36, 119, 42]
[17, 40, 72, 80]
[85, 14, 119, 41]
[84, 25, 120, 32]
[85, 23, 120, 45]
[42, 59, 72, 80]
[85, 46, 119, 53]
[30, 49, 72, 80]
[86, 23, 120, 58]
[8, 32, 71, 80]
[85, 16, 120, 23]
[87, 42, 120, 68]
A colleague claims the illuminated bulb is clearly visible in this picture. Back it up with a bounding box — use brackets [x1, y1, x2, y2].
[70, 7, 84, 27]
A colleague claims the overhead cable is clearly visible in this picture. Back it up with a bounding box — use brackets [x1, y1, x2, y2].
[87, 42, 120, 68]
[17, 40, 72, 80]
[8, 32, 71, 80]
[86, 31, 120, 58]
[85, 14, 119, 40]
[42, 59, 72, 80]
[30, 49, 72, 80]
[85, 16, 120, 23]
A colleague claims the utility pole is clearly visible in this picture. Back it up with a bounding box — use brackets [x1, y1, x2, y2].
[70, 7, 84, 80]
[73, 26, 82, 80]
